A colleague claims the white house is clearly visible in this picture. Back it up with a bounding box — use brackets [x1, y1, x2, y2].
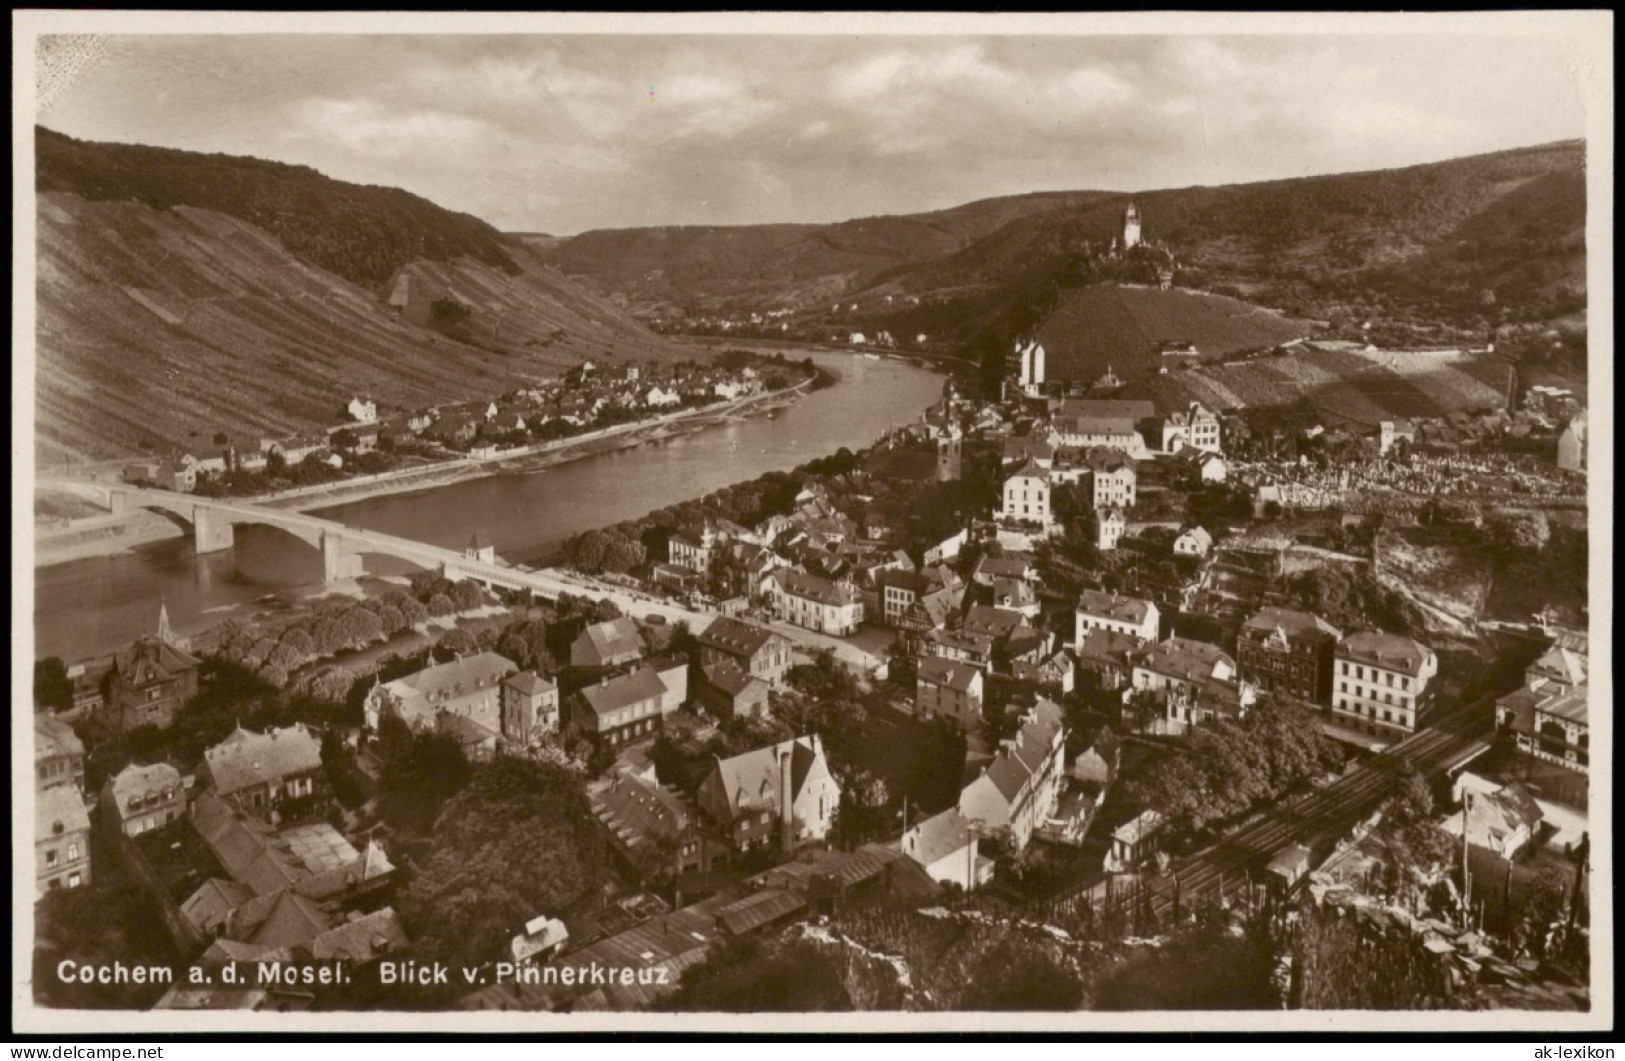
[957, 700, 1066, 851]
[1096, 506, 1126, 551]
[1158, 402, 1221, 454]
[766, 569, 863, 636]
[1333, 632, 1437, 739]
[346, 396, 378, 424]
[646, 386, 681, 408]
[1075, 589, 1159, 646]
[900, 807, 992, 892]
[1000, 457, 1052, 527]
[1173, 525, 1213, 557]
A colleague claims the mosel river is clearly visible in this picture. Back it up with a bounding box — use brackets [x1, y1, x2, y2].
[35, 351, 944, 661]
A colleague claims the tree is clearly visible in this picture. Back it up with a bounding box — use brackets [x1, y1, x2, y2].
[34, 656, 73, 713]
[1487, 509, 1550, 555]
[377, 604, 408, 637]
[396, 758, 608, 974]
[302, 666, 356, 706]
[960, 939, 1083, 1011]
[601, 533, 647, 574]
[661, 937, 851, 1012]
[426, 593, 456, 619]
[376, 717, 472, 835]
[450, 580, 485, 613]
[438, 627, 477, 655]
[571, 529, 611, 573]
[398, 596, 430, 627]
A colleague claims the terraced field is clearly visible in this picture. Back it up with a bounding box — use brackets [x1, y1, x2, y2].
[33, 192, 690, 466]
[1122, 345, 1507, 425]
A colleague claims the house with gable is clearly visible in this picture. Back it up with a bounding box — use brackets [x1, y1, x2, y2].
[364, 652, 517, 734]
[101, 761, 185, 837]
[1075, 589, 1160, 646]
[1333, 632, 1438, 739]
[569, 666, 672, 749]
[1132, 637, 1256, 730]
[695, 616, 792, 685]
[696, 736, 840, 854]
[104, 612, 200, 734]
[570, 617, 648, 670]
[900, 807, 992, 892]
[199, 724, 324, 820]
[35, 715, 85, 794]
[1000, 457, 1052, 528]
[591, 773, 716, 880]
[1236, 607, 1342, 707]
[957, 699, 1066, 851]
[37, 785, 92, 896]
[914, 656, 985, 731]
[500, 671, 560, 745]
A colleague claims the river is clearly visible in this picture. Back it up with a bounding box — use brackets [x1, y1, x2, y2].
[33, 350, 944, 662]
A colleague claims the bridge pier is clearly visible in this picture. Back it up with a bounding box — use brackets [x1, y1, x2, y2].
[193, 506, 236, 553]
[322, 532, 364, 584]
[107, 490, 130, 516]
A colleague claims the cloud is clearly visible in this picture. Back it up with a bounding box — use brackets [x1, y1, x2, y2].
[289, 98, 493, 160]
[37, 31, 1591, 233]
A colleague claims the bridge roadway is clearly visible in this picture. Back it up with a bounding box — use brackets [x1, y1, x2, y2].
[41, 481, 884, 672]
[1070, 694, 1495, 921]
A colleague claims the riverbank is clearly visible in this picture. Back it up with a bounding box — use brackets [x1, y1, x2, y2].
[33, 375, 815, 567]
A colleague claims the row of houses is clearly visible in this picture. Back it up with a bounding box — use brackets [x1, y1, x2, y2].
[1071, 590, 1442, 740]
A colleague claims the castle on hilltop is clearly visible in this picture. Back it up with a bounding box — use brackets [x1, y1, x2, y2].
[1122, 202, 1142, 250]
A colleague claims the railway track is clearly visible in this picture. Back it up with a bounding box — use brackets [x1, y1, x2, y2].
[1075, 696, 1495, 920]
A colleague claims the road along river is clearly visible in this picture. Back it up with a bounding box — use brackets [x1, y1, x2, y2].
[33, 350, 944, 661]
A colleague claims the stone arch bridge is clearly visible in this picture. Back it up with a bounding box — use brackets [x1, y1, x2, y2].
[45, 482, 546, 591]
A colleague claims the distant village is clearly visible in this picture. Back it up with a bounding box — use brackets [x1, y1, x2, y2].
[35, 204, 1590, 1013]
[116, 354, 797, 498]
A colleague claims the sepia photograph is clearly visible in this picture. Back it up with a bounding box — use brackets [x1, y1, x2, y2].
[11, 10, 1613, 1037]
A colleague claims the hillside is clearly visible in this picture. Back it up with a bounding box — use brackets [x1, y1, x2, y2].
[538, 191, 1113, 313]
[33, 130, 693, 466]
[1118, 345, 1508, 429]
[543, 141, 1585, 338]
[1026, 284, 1316, 384]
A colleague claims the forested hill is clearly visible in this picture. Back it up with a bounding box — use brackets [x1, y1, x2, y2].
[37, 125, 518, 287]
[540, 140, 1586, 334]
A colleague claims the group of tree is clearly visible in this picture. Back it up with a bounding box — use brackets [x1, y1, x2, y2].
[395, 756, 609, 977]
[660, 935, 854, 1012]
[373, 713, 475, 835]
[1285, 563, 1426, 638]
[1124, 697, 1344, 839]
[33, 656, 74, 713]
[566, 527, 648, 575]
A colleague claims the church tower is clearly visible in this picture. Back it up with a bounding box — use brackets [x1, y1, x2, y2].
[1122, 202, 1142, 250]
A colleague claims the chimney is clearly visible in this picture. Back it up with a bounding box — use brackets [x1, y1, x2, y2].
[779, 744, 795, 854]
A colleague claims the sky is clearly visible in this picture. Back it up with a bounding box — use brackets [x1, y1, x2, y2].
[35, 29, 1592, 236]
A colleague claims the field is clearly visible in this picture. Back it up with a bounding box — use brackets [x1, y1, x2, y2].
[1032, 283, 1316, 385]
[1124, 344, 1507, 426]
[34, 193, 691, 466]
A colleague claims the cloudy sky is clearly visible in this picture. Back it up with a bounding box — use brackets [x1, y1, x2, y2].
[36, 29, 1591, 235]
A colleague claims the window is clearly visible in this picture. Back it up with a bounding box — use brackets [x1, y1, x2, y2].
[45, 850, 58, 866]
[67, 872, 82, 888]
[67, 843, 80, 861]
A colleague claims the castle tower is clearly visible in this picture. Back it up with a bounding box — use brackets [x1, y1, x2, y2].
[1122, 203, 1142, 250]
